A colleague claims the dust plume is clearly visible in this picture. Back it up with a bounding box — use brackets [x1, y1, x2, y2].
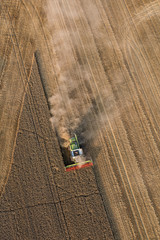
[44, 0, 130, 148]
[45, 0, 94, 147]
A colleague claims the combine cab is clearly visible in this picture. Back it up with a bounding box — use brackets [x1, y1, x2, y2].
[65, 134, 93, 172]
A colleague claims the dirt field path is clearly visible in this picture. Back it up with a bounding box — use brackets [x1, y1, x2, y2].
[0, 0, 160, 239]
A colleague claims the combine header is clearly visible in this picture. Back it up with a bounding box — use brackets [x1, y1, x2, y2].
[65, 134, 93, 172]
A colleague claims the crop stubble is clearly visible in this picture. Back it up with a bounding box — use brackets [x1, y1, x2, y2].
[45, 0, 160, 239]
[0, 0, 160, 239]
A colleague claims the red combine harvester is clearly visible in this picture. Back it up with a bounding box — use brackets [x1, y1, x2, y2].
[65, 134, 93, 172]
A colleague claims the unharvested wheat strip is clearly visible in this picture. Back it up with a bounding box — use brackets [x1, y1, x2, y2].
[26, 59, 70, 239]
[98, 130, 137, 238]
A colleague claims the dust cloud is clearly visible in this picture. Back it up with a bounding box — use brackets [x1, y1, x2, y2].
[45, 0, 94, 147]
[44, 0, 126, 148]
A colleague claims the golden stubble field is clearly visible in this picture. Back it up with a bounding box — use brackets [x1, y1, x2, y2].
[0, 0, 160, 239]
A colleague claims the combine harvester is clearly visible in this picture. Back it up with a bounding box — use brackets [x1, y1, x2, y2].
[65, 134, 93, 172]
